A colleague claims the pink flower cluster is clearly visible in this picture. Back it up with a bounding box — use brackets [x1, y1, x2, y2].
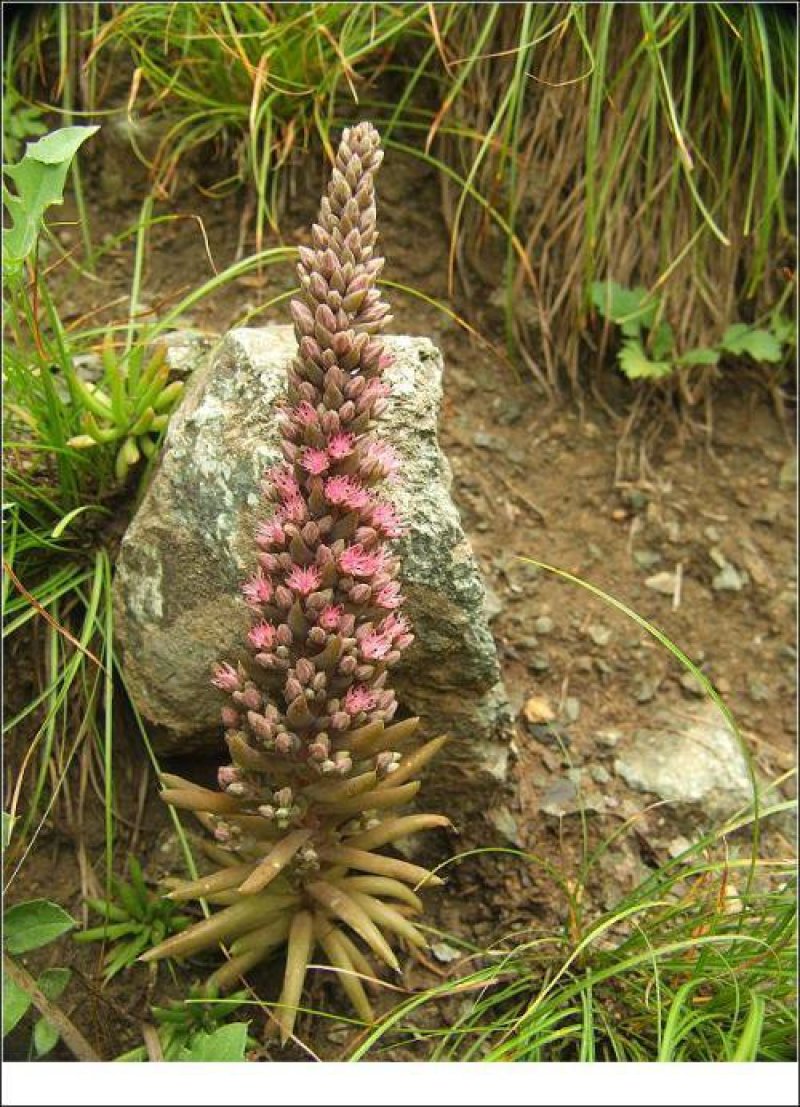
[212, 120, 413, 775]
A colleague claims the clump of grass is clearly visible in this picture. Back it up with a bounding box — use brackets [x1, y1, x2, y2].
[418, 3, 797, 400]
[11, 4, 795, 405]
[16, 3, 433, 255]
[351, 823, 796, 1062]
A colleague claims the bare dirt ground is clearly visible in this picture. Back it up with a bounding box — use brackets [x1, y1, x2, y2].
[5, 140, 796, 1060]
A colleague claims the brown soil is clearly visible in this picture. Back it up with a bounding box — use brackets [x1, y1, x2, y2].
[4, 139, 796, 1062]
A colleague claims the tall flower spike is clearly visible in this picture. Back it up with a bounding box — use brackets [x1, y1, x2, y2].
[144, 122, 450, 1045]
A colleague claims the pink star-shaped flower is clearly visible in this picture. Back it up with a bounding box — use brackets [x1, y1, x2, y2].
[344, 685, 377, 714]
[242, 571, 273, 606]
[248, 621, 277, 650]
[286, 564, 322, 596]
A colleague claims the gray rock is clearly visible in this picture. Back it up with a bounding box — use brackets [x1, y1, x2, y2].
[563, 696, 581, 723]
[534, 615, 554, 635]
[540, 777, 579, 817]
[587, 623, 612, 647]
[711, 561, 748, 593]
[645, 571, 678, 596]
[487, 805, 523, 846]
[114, 326, 514, 825]
[679, 671, 706, 697]
[613, 702, 757, 822]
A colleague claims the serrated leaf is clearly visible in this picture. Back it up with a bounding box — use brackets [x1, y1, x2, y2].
[3, 900, 76, 953]
[591, 280, 657, 336]
[32, 967, 71, 1057]
[178, 1022, 250, 1062]
[676, 346, 720, 367]
[650, 321, 675, 361]
[618, 340, 674, 381]
[3, 125, 99, 278]
[3, 975, 32, 1037]
[720, 323, 782, 363]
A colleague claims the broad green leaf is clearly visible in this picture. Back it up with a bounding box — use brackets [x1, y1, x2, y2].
[2, 125, 99, 278]
[2, 974, 32, 1037]
[720, 323, 782, 363]
[650, 321, 675, 361]
[32, 968, 71, 1057]
[618, 340, 673, 381]
[179, 1022, 250, 1062]
[590, 280, 657, 336]
[3, 900, 76, 954]
[676, 346, 721, 367]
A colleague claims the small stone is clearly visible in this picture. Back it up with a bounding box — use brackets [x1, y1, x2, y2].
[495, 398, 525, 426]
[563, 696, 581, 723]
[633, 676, 660, 704]
[590, 765, 610, 784]
[522, 695, 556, 725]
[679, 672, 705, 697]
[596, 730, 621, 749]
[633, 549, 661, 571]
[645, 571, 678, 596]
[534, 615, 554, 635]
[712, 562, 747, 592]
[703, 525, 722, 544]
[587, 623, 612, 647]
[431, 941, 462, 964]
[540, 777, 579, 817]
[488, 805, 522, 846]
[473, 431, 496, 450]
[530, 654, 550, 672]
[611, 508, 627, 522]
[529, 724, 571, 749]
[668, 835, 692, 858]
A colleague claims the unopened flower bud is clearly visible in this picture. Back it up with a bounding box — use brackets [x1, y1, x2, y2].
[221, 706, 240, 728]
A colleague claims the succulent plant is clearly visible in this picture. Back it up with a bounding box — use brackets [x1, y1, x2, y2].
[143, 122, 450, 1043]
[67, 333, 184, 482]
